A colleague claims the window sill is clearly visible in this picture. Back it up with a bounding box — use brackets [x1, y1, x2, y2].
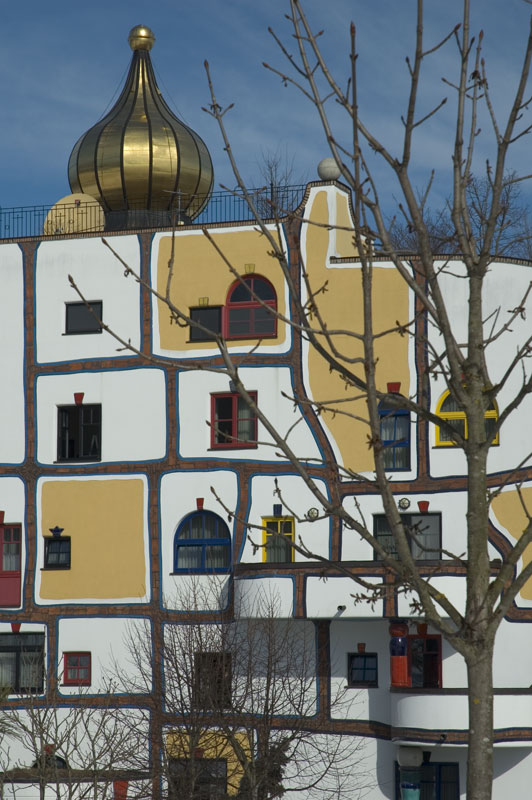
[208, 444, 258, 451]
[62, 331, 102, 336]
[54, 458, 101, 464]
[346, 683, 378, 689]
[41, 566, 71, 571]
[170, 570, 231, 576]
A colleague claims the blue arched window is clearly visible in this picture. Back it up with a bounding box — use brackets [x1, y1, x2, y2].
[173, 511, 231, 573]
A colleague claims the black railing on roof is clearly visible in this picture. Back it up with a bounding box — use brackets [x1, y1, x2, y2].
[0, 185, 307, 240]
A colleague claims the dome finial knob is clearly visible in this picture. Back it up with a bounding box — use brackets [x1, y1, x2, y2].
[128, 25, 155, 51]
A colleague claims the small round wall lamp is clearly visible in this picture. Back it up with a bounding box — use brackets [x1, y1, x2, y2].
[307, 507, 319, 520]
[398, 498, 411, 510]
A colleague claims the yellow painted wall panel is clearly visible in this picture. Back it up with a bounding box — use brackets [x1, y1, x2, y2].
[156, 230, 286, 350]
[491, 489, 532, 600]
[305, 191, 410, 473]
[40, 479, 146, 600]
[167, 730, 250, 795]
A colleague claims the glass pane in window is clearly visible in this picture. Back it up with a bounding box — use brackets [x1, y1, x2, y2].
[228, 307, 251, 336]
[409, 516, 441, 560]
[251, 279, 275, 301]
[66, 302, 102, 334]
[266, 533, 292, 563]
[205, 545, 230, 569]
[176, 546, 202, 569]
[252, 306, 276, 335]
[230, 282, 252, 303]
[237, 398, 255, 441]
[0, 652, 16, 690]
[439, 417, 465, 442]
[374, 517, 398, 558]
[20, 651, 43, 692]
[441, 394, 462, 413]
[190, 307, 222, 341]
[214, 397, 234, 443]
[3, 541, 20, 572]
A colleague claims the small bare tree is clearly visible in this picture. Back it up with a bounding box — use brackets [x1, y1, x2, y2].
[0, 691, 149, 800]
[119, 583, 368, 800]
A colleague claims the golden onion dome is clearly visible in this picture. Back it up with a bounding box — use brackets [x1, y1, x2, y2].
[68, 25, 213, 227]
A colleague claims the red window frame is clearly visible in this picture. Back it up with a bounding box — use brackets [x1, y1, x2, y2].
[223, 276, 277, 339]
[210, 392, 258, 450]
[63, 652, 91, 686]
[0, 521, 21, 607]
[407, 634, 442, 688]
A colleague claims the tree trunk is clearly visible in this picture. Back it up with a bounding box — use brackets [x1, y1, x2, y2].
[466, 641, 494, 800]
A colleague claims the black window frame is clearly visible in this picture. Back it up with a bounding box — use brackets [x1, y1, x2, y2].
[0, 633, 45, 694]
[347, 652, 378, 687]
[169, 757, 227, 800]
[373, 513, 442, 561]
[44, 537, 71, 570]
[395, 761, 459, 800]
[65, 301, 103, 335]
[193, 651, 232, 709]
[189, 306, 222, 342]
[57, 404, 101, 462]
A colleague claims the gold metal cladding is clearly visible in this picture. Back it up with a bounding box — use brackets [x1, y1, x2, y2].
[68, 29, 213, 219]
[128, 25, 155, 51]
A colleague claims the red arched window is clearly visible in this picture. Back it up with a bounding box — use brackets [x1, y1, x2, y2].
[224, 276, 277, 339]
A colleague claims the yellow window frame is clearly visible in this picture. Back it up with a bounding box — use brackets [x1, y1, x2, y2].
[435, 390, 499, 447]
[262, 517, 295, 563]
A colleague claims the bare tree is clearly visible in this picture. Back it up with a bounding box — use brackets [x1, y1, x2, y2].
[67, 3, 532, 799]
[119, 584, 368, 800]
[0, 690, 149, 800]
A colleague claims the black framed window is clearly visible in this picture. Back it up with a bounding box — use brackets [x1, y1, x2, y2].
[44, 537, 71, 569]
[65, 301, 102, 334]
[57, 404, 101, 461]
[189, 306, 222, 341]
[169, 758, 227, 800]
[193, 652, 232, 709]
[0, 633, 45, 693]
[395, 761, 459, 800]
[373, 514, 441, 561]
[347, 652, 378, 687]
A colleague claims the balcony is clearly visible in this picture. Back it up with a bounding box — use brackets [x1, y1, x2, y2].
[391, 688, 532, 746]
[0, 185, 307, 240]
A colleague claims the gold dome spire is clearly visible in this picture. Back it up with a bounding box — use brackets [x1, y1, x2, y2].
[68, 26, 213, 227]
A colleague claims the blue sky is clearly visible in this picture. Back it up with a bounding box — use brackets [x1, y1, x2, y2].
[2, 1, 532, 218]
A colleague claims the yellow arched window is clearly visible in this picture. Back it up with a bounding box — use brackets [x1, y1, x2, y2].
[435, 390, 499, 446]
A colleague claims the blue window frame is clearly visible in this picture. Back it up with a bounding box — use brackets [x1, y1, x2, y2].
[378, 402, 410, 469]
[173, 511, 231, 573]
[395, 761, 459, 799]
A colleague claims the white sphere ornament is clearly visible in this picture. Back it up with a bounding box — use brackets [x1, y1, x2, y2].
[317, 157, 341, 181]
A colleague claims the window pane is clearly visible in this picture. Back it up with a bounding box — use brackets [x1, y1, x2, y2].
[252, 306, 276, 335]
[66, 302, 102, 334]
[228, 307, 252, 336]
[3, 542, 20, 572]
[266, 533, 292, 563]
[0, 652, 16, 690]
[237, 397, 255, 441]
[205, 545, 230, 569]
[230, 282, 252, 303]
[439, 417, 465, 441]
[190, 307, 222, 341]
[409, 516, 441, 560]
[214, 397, 234, 443]
[251, 278, 275, 301]
[176, 546, 202, 569]
[20, 651, 43, 692]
